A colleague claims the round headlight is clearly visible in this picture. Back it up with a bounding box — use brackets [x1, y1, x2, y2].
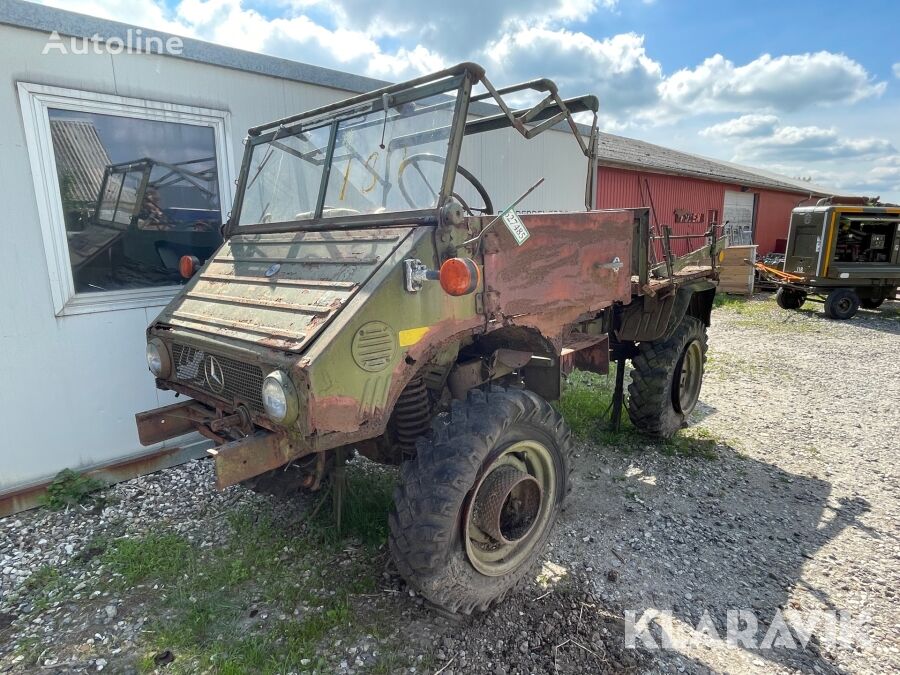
[146, 339, 171, 378]
[261, 370, 298, 424]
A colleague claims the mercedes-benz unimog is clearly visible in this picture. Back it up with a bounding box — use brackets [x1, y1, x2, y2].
[136, 63, 724, 614]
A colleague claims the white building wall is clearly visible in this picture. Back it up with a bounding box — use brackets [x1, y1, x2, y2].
[0, 20, 589, 498]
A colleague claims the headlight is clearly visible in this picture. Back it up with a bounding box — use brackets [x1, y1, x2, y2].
[146, 338, 171, 378]
[261, 370, 298, 424]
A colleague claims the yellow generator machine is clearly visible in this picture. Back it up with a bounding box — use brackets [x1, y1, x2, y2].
[760, 198, 900, 319]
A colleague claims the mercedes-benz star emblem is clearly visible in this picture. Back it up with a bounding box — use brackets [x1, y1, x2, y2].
[205, 355, 226, 394]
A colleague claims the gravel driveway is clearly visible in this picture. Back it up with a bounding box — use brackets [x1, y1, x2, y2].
[1, 297, 898, 674]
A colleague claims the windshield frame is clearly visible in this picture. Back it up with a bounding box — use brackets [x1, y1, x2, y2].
[228, 66, 476, 235]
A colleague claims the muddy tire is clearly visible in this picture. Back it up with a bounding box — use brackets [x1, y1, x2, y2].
[776, 287, 806, 310]
[627, 314, 708, 438]
[388, 387, 572, 615]
[824, 288, 859, 320]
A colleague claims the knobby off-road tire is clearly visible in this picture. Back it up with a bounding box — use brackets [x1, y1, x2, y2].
[776, 287, 806, 310]
[388, 387, 573, 615]
[627, 314, 708, 438]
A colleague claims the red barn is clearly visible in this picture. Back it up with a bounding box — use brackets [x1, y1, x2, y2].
[594, 134, 833, 257]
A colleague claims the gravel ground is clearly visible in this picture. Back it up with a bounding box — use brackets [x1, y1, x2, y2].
[1, 296, 898, 674]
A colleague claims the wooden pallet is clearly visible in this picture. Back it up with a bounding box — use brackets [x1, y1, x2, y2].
[718, 245, 757, 295]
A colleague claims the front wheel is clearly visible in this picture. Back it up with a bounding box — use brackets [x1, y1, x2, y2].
[388, 388, 572, 615]
[627, 314, 708, 438]
[776, 287, 806, 310]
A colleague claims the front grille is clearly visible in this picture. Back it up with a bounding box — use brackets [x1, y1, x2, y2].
[171, 343, 265, 413]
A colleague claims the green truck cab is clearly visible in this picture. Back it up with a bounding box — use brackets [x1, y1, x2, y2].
[136, 63, 722, 613]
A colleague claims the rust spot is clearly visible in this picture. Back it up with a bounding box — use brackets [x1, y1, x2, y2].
[481, 211, 634, 333]
[308, 395, 363, 433]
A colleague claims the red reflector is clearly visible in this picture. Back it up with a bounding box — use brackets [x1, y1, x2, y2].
[439, 257, 480, 296]
[179, 255, 200, 279]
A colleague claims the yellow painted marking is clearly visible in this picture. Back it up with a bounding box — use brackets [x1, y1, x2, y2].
[821, 211, 838, 277]
[339, 160, 351, 201]
[398, 326, 429, 347]
[361, 152, 379, 193]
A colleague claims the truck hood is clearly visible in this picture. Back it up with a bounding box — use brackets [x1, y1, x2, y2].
[154, 227, 413, 352]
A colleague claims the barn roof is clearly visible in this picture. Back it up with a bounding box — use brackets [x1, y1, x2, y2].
[595, 133, 834, 196]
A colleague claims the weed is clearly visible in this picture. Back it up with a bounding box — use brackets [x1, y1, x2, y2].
[43, 469, 105, 510]
[11, 637, 43, 667]
[103, 533, 196, 585]
[557, 367, 622, 439]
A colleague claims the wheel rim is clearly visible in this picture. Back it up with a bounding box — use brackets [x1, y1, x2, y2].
[673, 339, 703, 415]
[464, 439, 556, 577]
[836, 297, 852, 313]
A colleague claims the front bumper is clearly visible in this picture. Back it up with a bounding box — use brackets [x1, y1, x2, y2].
[135, 399, 302, 488]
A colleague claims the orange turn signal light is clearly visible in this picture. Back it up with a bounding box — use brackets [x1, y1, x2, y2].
[179, 255, 200, 279]
[439, 257, 481, 296]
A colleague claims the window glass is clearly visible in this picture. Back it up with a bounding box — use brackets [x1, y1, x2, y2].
[238, 125, 331, 225]
[236, 90, 458, 226]
[324, 94, 457, 215]
[48, 109, 222, 293]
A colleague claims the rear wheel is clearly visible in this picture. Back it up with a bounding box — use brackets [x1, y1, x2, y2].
[776, 287, 806, 310]
[388, 388, 572, 615]
[627, 314, 708, 438]
[824, 288, 859, 320]
[861, 297, 884, 310]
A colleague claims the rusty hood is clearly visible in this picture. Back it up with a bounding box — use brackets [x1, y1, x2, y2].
[153, 227, 412, 352]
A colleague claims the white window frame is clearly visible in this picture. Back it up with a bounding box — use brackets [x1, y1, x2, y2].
[18, 82, 236, 316]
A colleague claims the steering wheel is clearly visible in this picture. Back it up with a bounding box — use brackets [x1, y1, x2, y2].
[397, 153, 494, 216]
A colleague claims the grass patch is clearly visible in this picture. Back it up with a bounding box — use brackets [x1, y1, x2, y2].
[559, 368, 722, 460]
[22, 564, 75, 614]
[713, 293, 821, 333]
[557, 368, 620, 439]
[86, 465, 399, 674]
[104, 533, 197, 585]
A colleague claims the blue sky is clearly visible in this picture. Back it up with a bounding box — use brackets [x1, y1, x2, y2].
[39, 0, 900, 200]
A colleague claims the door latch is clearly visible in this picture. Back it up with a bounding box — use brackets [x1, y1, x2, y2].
[595, 256, 623, 273]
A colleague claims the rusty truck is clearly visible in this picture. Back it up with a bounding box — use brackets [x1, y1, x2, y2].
[136, 63, 725, 614]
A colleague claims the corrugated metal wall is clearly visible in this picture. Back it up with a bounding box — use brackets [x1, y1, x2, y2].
[596, 166, 811, 257]
[597, 167, 727, 258]
[756, 190, 815, 254]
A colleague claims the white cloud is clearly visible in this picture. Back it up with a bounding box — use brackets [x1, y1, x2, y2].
[484, 28, 663, 118]
[296, 0, 606, 58]
[700, 114, 779, 138]
[659, 52, 886, 114]
[732, 124, 894, 162]
[33, 0, 899, 200]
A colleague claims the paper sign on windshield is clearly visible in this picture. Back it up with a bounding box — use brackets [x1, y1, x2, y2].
[502, 210, 530, 246]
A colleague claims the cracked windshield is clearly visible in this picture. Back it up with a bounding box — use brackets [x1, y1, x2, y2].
[238, 91, 458, 225]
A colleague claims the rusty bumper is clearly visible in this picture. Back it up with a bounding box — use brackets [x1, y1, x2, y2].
[136, 401, 302, 489]
[208, 432, 302, 489]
